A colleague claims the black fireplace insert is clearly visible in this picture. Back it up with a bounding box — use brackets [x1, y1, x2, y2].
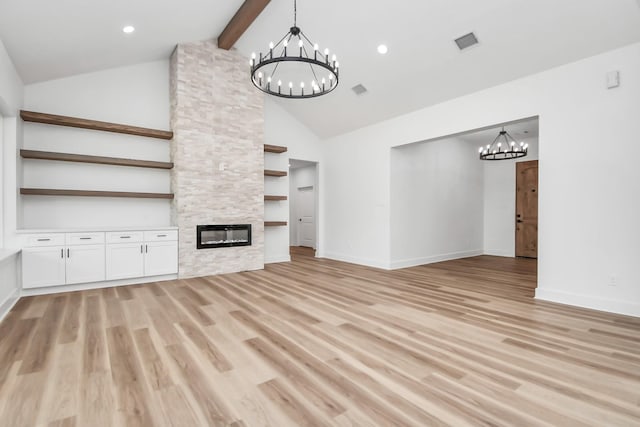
[197, 224, 252, 249]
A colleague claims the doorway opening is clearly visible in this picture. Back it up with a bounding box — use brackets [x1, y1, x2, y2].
[390, 115, 538, 294]
[289, 159, 318, 258]
[465, 118, 539, 260]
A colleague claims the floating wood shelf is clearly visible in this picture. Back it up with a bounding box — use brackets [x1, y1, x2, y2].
[264, 221, 287, 227]
[20, 150, 174, 170]
[264, 195, 287, 201]
[264, 144, 288, 153]
[264, 170, 287, 177]
[20, 110, 173, 140]
[20, 188, 174, 199]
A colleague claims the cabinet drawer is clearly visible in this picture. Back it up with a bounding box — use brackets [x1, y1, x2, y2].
[144, 230, 178, 242]
[25, 234, 65, 247]
[66, 232, 105, 245]
[106, 231, 144, 243]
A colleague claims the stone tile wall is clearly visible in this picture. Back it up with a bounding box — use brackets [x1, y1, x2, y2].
[170, 40, 264, 278]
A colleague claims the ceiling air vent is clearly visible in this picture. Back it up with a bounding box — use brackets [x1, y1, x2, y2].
[352, 84, 368, 95]
[454, 32, 479, 50]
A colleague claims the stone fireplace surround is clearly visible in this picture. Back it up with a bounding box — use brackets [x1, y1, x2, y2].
[170, 39, 265, 278]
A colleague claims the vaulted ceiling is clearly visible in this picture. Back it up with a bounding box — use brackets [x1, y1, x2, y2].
[1, 0, 639, 138]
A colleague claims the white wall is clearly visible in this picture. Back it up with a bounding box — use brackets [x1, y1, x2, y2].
[321, 42, 640, 316]
[390, 137, 484, 269]
[0, 39, 23, 116]
[264, 99, 321, 263]
[0, 38, 23, 317]
[0, 115, 3, 245]
[0, 252, 19, 319]
[0, 38, 24, 244]
[21, 60, 171, 229]
[483, 136, 539, 257]
[289, 165, 317, 247]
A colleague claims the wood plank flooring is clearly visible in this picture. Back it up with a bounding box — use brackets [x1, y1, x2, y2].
[1, 255, 639, 426]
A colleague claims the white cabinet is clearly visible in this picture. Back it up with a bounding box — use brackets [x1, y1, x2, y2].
[21, 228, 177, 290]
[106, 242, 145, 280]
[22, 246, 66, 289]
[105, 229, 178, 281]
[66, 244, 106, 285]
[22, 242, 105, 288]
[145, 241, 178, 276]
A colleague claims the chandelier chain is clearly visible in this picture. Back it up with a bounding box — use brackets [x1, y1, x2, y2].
[294, 0, 297, 27]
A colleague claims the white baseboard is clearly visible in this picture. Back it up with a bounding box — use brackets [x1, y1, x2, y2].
[265, 255, 291, 264]
[321, 252, 390, 270]
[483, 249, 515, 258]
[21, 274, 178, 297]
[536, 288, 640, 318]
[0, 288, 20, 322]
[390, 249, 484, 270]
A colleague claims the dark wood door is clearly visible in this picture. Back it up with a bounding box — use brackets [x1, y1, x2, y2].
[516, 160, 538, 258]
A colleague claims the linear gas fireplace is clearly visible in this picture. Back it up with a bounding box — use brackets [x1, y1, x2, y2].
[197, 224, 252, 249]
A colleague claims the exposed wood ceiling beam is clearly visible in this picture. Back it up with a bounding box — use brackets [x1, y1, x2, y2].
[218, 0, 271, 50]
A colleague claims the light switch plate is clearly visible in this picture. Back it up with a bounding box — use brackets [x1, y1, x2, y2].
[606, 70, 620, 89]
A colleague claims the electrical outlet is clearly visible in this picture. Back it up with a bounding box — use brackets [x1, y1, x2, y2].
[607, 275, 617, 287]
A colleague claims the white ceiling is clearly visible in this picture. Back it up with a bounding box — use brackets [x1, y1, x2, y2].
[1, 0, 639, 139]
[457, 117, 539, 146]
[0, 0, 244, 83]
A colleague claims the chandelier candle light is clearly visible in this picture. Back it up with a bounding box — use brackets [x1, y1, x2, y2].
[478, 127, 529, 160]
[250, 0, 339, 99]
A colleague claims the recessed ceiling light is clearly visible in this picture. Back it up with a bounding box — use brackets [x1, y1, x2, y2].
[377, 44, 388, 55]
[122, 25, 135, 34]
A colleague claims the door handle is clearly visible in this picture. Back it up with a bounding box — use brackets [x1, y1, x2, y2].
[299, 218, 302, 222]
[67, 249, 70, 258]
[61, 249, 64, 258]
[517, 220, 523, 223]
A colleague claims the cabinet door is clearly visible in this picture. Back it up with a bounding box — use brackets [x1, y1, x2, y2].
[144, 241, 178, 277]
[106, 243, 145, 280]
[66, 244, 106, 285]
[22, 246, 66, 288]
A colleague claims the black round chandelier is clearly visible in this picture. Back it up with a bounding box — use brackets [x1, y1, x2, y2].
[478, 127, 529, 160]
[250, 0, 339, 99]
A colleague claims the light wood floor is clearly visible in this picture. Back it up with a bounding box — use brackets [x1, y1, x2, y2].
[1, 256, 639, 426]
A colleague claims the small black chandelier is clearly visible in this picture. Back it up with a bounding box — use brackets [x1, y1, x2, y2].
[478, 127, 528, 160]
[250, 0, 339, 99]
